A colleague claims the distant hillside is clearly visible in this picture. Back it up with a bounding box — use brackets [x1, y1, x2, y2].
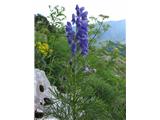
[97, 20, 126, 44]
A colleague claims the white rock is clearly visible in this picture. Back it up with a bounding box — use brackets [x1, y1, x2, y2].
[34, 69, 52, 113]
[35, 69, 60, 120]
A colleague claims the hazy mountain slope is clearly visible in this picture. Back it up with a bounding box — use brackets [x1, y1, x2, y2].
[97, 20, 126, 43]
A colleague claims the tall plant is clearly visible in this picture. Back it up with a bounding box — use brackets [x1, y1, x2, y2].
[44, 5, 109, 120]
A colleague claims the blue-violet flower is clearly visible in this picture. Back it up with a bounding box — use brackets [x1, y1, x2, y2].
[65, 4, 88, 56]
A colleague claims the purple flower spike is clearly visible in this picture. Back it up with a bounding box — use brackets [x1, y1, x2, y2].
[66, 5, 88, 56]
[66, 22, 75, 45]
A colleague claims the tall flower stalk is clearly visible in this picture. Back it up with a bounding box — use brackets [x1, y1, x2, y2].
[65, 5, 89, 120]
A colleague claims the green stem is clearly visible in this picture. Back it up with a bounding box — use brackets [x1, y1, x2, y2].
[89, 20, 104, 48]
[73, 53, 77, 120]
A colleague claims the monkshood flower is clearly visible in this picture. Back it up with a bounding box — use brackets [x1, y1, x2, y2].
[66, 22, 75, 46]
[66, 4, 88, 56]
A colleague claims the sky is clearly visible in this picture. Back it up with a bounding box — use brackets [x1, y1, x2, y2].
[34, 0, 126, 22]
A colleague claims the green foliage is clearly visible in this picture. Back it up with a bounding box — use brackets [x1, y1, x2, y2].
[48, 5, 66, 33]
[35, 5, 126, 120]
[88, 15, 110, 48]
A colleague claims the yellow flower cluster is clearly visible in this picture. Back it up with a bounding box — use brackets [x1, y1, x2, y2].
[36, 42, 49, 56]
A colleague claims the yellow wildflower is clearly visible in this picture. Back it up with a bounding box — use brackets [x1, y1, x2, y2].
[36, 42, 49, 56]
